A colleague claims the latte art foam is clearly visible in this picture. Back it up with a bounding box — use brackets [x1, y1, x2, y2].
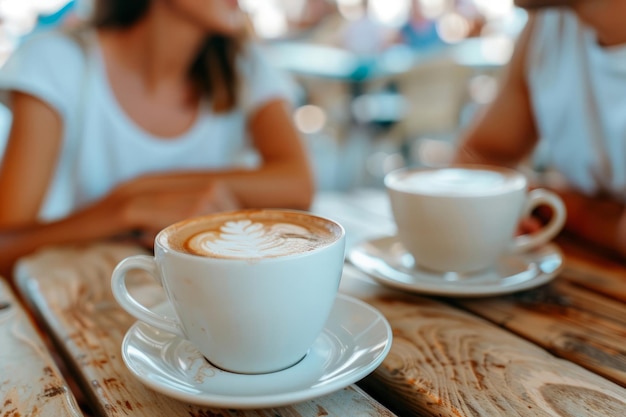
[163, 210, 342, 260]
[186, 220, 323, 258]
[388, 168, 525, 197]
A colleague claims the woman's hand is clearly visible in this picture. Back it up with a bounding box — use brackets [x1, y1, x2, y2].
[617, 210, 626, 258]
[104, 177, 241, 247]
[517, 216, 543, 235]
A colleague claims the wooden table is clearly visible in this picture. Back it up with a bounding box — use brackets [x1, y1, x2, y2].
[12, 242, 396, 417]
[0, 277, 82, 417]
[12, 189, 626, 416]
[313, 190, 626, 416]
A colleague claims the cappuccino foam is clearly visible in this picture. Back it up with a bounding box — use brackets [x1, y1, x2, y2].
[164, 210, 341, 259]
[387, 167, 525, 197]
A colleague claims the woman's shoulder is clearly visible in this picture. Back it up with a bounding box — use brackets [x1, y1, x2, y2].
[8, 28, 87, 69]
[0, 28, 90, 117]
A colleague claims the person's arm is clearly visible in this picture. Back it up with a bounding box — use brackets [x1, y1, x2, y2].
[539, 178, 626, 259]
[0, 92, 242, 277]
[206, 97, 315, 209]
[0, 94, 314, 277]
[453, 16, 539, 166]
[453, 15, 626, 258]
[118, 98, 316, 211]
[0, 92, 133, 276]
[0, 92, 63, 225]
[91, 98, 314, 252]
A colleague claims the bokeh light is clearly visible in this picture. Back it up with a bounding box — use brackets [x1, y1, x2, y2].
[473, 0, 515, 19]
[294, 105, 327, 134]
[419, 0, 450, 20]
[369, 0, 412, 27]
[437, 12, 471, 44]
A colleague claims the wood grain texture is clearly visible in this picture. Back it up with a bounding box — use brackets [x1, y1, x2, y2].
[316, 190, 626, 417]
[14, 243, 396, 417]
[457, 278, 626, 388]
[453, 231, 626, 389]
[557, 237, 626, 302]
[0, 278, 83, 417]
[11, 189, 626, 417]
[340, 266, 626, 417]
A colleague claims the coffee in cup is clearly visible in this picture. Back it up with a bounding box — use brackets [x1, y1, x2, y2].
[171, 211, 340, 259]
[385, 165, 566, 274]
[112, 209, 346, 374]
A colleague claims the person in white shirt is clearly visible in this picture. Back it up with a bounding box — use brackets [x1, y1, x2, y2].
[454, 0, 626, 258]
[0, 0, 315, 277]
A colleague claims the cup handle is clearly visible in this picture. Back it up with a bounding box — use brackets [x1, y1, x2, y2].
[111, 255, 185, 337]
[510, 188, 567, 253]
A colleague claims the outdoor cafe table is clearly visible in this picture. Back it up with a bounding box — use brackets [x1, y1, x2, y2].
[0, 277, 82, 416]
[10, 189, 626, 416]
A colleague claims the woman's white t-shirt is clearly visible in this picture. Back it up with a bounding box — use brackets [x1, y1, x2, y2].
[0, 30, 295, 221]
[526, 9, 626, 201]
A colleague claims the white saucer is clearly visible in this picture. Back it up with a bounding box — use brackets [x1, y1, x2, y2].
[121, 294, 392, 409]
[348, 235, 563, 297]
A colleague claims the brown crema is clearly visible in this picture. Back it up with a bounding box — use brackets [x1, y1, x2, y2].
[161, 210, 342, 259]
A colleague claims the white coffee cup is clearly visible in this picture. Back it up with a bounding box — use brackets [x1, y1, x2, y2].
[385, 165, 566, 274]
[111, 209, 346, 374]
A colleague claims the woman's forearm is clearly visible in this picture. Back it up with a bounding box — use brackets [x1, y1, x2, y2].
[0, 202, 129, 278]
[216, 163, 315, 210]
[138, 161, 316, 211]
[551, 188, 626, 258]
[0, 161, 315, 278]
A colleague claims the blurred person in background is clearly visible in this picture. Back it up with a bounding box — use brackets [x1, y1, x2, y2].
[285, 0, 337, 35]
[395, 0, 443, 52]
[454, 0, 626, 258]
[338, 0, 396, 55]
[0, 0, 314, 278]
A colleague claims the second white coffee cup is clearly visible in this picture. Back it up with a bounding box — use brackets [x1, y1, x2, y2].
[385, 165, 566, 274]
[112, 209, 346, 374]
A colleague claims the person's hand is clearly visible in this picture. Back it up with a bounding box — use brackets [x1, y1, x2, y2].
[516, 198, 553, 236]
[516, 175, 563, 237]
[140, 180, 241, 247]
[104, 177, 241, 247]
[516, 216, 543, 235]
[617, 209, 626, 257]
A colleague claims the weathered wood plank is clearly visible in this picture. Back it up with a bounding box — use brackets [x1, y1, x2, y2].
[451, 234, 626, 389]
[456, 276, 626, 387]
[557, 238, 626, 303]
[0, 278, 83, 417]
[341, 266, 626, 417]
[13, 189, 626, 417]
[14, 243, 396, 417]
[314, 190, 626, 416]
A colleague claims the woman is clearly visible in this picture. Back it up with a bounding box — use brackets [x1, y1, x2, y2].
[0, 0, 315, 277]
[454, 0, 626, 257]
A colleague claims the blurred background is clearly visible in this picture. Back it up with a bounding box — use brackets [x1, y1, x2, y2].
[0, 0, 527, 190]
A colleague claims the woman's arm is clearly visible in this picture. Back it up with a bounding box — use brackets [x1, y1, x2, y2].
[453, 15, 539, 166]
[0, 94, 314, 277]
[194, 98, 315, 210]
[0, 92, 130, 276]
[241, 98, 315, 209]
[118, 98, 316, 211]
[0, 92, 63, 225]
[453, 15, 626, 259]
[538, 179, 626, 259]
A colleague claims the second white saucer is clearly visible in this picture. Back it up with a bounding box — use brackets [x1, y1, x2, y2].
[348, 235, 563, 297]
[121, 294, 392, 409]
